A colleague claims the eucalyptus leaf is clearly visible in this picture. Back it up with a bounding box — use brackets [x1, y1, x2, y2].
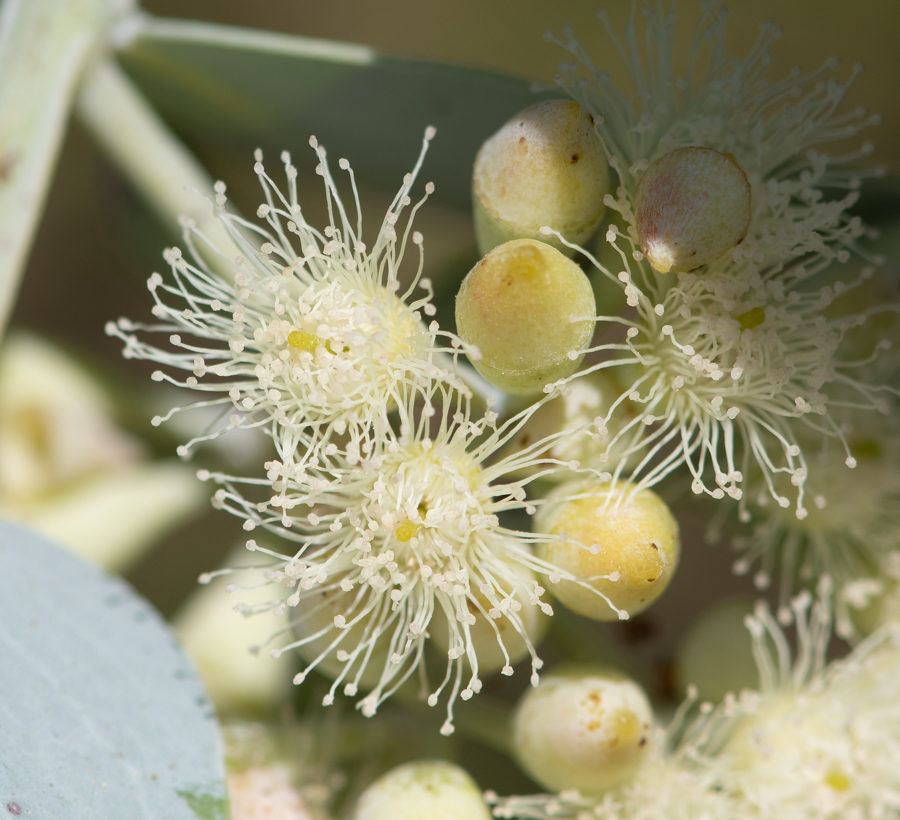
[115, 15, 558, 210]
[0, 519, 227, 819]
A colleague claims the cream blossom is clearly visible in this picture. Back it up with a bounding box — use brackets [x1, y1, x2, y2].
[489, 684, 746, 820]
[107, 127, 470, 463]
[724, 579, 900, 818]
[526, 4, 897, 516]
[490, 580, 900, 820]
[731, 409, 900, 633]
[0, 332, 202, 571]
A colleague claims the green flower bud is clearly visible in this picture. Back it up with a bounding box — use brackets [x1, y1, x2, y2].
[536, 480, 680, 621]
[675, 596, 758, 703]
[354, 761, 491, 820]
[473, 100, 609, 257]
[513, 667, 653, 795]
[635, 146, 751, 273]
[456, 238, 595, 394]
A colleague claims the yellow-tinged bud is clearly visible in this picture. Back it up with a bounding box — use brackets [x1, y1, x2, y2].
[430, 559, 550, 673]
[354, 761, 491, 820]
[456, 238, 595, 394]
[473, 100, 610, 256]
[536, 480, 680, 620]
[635, 146, 751, 273]
[513, 667, 653, 795]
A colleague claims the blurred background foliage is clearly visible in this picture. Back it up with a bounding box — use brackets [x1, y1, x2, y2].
[6, 0, 900, 809]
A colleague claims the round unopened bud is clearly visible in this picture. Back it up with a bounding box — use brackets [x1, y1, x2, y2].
[499, 369, 635, 481]
[456, 238, 595, 394]
[635, 146, 751, 273]
[513, 667, 653, 795]
[353, 761, 491, 820]
[228, 766, 313, 820]
[536, 480, 680, 620]
[473, 100, 609, 256]
[430, 559, 549, 672]
[675, 596, 758, 703]
[175, 550, 294, 714]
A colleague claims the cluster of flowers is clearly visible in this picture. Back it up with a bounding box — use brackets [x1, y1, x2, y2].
[108, 129, 629, 734]
[111, 2, 900, 815]
[527, 3, 900, 614]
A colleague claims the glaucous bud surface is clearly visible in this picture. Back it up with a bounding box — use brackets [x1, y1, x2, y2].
[473, 100, 609, 256]
[536, 480, 680, 620]
[456, 238, 595, 394]
[513, 667, 653, 794]
[635, 146, 751, 273]
[353, 760, 491, 820]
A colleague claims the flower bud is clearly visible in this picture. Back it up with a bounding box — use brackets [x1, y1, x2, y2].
[499, 369, 635, 481]
[228, 766, 313, 820]
[473, 100, 609, 256]
[456, 238, 595, 394]
[429, 559, 549, 673]
[175, 551, 294, 714]
[675, 596, 758, 703]
[513, 667, 653, 795]
[536, 480, 680, 620]
[635, 146, 751, 273]
[354, 761, 491, 820]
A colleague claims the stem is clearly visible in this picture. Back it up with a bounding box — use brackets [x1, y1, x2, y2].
[0, 0, 127, 337]
[76, 57, 239, 271]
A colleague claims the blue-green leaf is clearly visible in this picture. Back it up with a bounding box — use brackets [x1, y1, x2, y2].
[0, 519, 227, 819]
[116, 16, 557, 209]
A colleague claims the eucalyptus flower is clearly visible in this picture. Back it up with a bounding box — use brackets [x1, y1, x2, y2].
[731, 408, 900, 633]
[0, 332, 201, 571]
[201, 384, 627, 734]
[107, 128, 469, 462]
[533, 4, 896, 514]
[489, 684, 745, 820]
[491, 579, 900, 820]
[725, 579, 900, 818]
